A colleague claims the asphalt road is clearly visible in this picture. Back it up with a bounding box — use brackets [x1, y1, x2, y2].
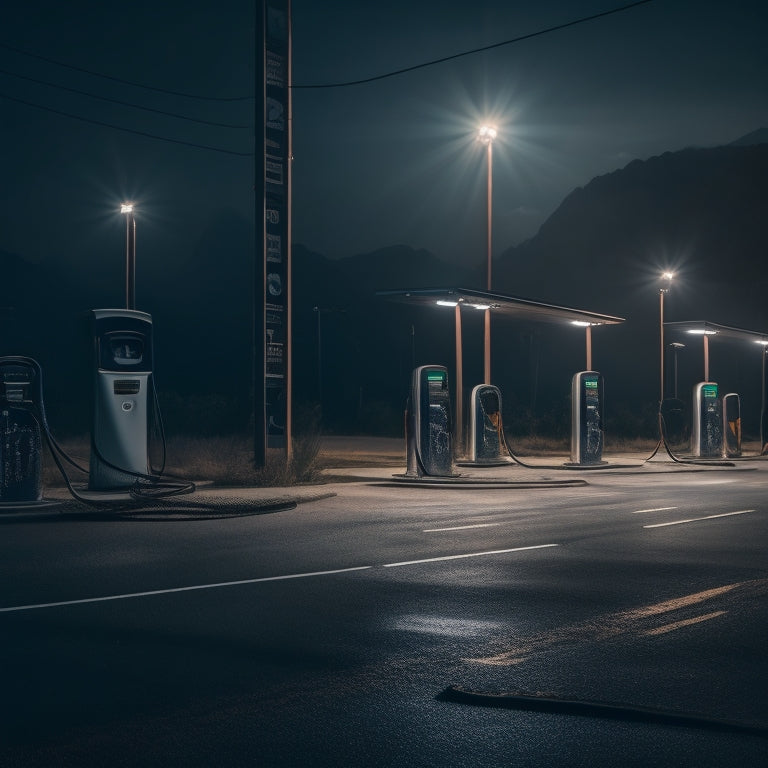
[1, 464, 767, 767]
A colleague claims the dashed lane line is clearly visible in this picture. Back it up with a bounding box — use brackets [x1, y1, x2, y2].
[382, 544, 559, 568]
[0, 544, 559, 614]
[423, 523, 501, 532]
[643, 510, 754, 528]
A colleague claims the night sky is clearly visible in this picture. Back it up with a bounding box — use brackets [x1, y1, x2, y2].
[2, 0, 766, 281]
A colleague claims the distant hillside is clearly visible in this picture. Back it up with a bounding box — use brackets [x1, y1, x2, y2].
[730, 127, 768, 147]
[495, 143, 768, 325]
[492, 142, 768, 431]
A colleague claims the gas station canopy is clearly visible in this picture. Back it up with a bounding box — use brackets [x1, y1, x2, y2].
[376, 288, 624, 326]
[665, 320, 768, 345]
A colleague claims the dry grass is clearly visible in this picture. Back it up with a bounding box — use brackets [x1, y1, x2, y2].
[603, 435, 660, 453]
[507, 434, 569, 456]
[41, 432, 324, 488]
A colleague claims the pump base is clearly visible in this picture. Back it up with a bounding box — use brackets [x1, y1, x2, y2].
[75, 489, 137, 503]
[456, 457, 515, 467]
[0, 499, 62, 513]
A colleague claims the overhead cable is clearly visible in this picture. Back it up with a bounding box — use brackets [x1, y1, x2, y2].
[293, 0, 655, 89]
[2, 1, 653, 99]
[0, 67, 250, 129]
[0, 40, 251, 102]
[0, 91, 254, 156]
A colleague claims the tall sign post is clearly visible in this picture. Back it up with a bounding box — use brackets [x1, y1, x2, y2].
[761, 344, 768, 455]
[255, 0, 292, 466]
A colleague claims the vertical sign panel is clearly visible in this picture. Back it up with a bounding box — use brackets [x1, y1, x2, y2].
[256, 0, 291, 460]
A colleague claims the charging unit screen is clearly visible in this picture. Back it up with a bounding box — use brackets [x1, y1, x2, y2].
[692, 382, 722, 457]
[109, 336, 144, 366]
[100, 333, 148, 371]
[414, 366, 453, 476]
[571, 371, 603, 465]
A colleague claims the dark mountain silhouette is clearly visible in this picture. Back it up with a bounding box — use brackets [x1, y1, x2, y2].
[495, 143, 768, 317]
[729, 127, 768, 147]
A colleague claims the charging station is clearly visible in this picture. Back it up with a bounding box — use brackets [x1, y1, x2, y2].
[89, 309, 153, 490]
[405, 365, 454, 477]
[570, 371, 604, 466]
[0, 357, 43, 504]
[691, 382, 722, 458]
[466, 384, 511, 465]
[722, 392, 741, 458]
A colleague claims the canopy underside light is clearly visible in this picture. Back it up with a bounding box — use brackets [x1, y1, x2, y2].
[665, 320, 768, 345]
[376, 288, 624, 327]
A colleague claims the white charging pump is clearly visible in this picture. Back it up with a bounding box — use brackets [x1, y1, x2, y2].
[89, 309, 153, 490]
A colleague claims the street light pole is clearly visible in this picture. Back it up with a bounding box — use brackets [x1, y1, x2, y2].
[454, 302, 464, 454]
[659, 271, 674, 406]
[759, 341, 768, 454]
[571, 321, 594, 370]
[479, 125, 496, 385]
[703, 332, 710, 382]
[121, 203, 136, 310]
[313, 306, 322, 415]
[669, 342, 685, 399]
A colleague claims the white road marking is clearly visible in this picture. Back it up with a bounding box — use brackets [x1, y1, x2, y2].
[644, 510, 754, 528]
[642, 611, 726, 636]
[0, 566, 373, 614]
[0, 546, 561, 614]
[632, 506, 678, 514]
[423, 523, 501, 532]
[383, 544, 559, 568]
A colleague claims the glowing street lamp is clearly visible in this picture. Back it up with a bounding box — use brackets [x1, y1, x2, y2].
[478, 124, 497, 384]
[121, 202, 136, 310]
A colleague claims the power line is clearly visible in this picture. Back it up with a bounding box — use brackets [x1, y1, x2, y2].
[293, 0, 655, 89]
[0, 67, 251, 129]
[0, 91, 254, 156]
[0, 40, 252, 102]
[0, 0, 653, 154]
[1, 0, 653, 102]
